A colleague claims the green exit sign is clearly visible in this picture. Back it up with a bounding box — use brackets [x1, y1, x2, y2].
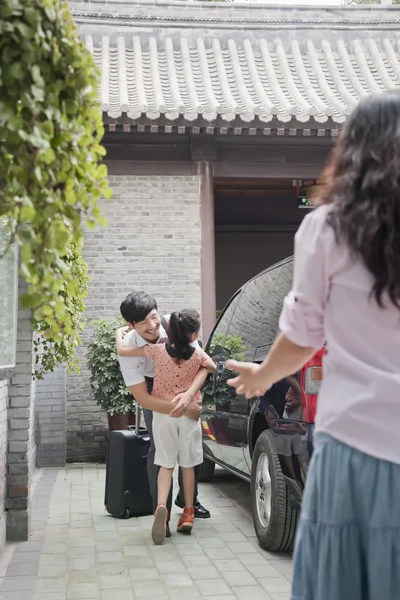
[297, 196, 314, 209]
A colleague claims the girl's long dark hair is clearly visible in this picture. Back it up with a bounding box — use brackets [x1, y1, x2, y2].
[320, 91, 400, 309]
[169, 309, 201, 359]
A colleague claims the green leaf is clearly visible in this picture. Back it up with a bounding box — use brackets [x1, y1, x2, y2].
[9, 62, 24, 79]
[1, 0, 108, 379]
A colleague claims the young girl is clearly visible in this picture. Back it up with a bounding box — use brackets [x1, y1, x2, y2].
[117, 309, 216, 545]
[227, 91, 400, 600]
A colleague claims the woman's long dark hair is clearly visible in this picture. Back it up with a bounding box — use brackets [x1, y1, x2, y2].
[320, 91, 400, 309]
[169, 309, 201, 359]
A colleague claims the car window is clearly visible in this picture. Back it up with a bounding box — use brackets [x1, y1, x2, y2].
[255, 259, 293, 362]
[226, 274, 270, 363]
[207, 292, 241, 359]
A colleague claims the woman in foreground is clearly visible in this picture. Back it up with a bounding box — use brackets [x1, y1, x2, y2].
[227, 91, 400, 600]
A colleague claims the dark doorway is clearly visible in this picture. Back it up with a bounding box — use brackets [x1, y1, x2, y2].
[214, 178, 311, 311]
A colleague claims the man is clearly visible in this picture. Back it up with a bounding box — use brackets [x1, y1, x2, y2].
[117, 291, 210, 536]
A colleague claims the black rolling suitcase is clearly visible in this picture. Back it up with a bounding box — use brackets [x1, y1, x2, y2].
[105, 403, 153, 518]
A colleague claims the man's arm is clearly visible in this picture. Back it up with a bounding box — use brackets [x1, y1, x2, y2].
[129, 382, 176, 415]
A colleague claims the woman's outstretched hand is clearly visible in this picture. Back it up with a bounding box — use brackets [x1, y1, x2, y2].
[226, 360, 272, 399]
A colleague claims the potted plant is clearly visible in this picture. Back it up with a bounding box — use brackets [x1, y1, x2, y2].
[87, 317, 136, 431]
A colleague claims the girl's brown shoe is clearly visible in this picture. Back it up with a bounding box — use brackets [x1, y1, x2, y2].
[152, 504, 168, 545]
[177, 506, 195, 534]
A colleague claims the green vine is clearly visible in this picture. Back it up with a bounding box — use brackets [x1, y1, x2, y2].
[33, 239, 89, 378]
[0, 0, 111, 376]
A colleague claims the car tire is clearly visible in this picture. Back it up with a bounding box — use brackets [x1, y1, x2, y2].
[251, 430, 298, 553]
[198, 457, 216, 482]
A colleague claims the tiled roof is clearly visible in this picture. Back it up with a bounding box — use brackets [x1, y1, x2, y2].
[73, 1, 400, 127]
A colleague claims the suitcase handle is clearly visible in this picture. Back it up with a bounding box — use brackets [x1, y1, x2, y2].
[127, 402, 141, 436]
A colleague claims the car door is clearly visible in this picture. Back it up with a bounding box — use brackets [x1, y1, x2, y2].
[216, 274, 270, 475]
[202, 292, 241, 462]
[246, 259, 307, 482]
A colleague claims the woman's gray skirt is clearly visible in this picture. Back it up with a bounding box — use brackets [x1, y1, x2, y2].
[292, 433, 400, 600]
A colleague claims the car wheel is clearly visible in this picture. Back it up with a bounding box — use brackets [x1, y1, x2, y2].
[251, 430, 298, 553]
[198, 457, 216, 482]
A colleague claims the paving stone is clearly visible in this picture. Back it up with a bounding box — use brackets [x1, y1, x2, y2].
[0, 466, 293, 600]
[0, 592, 33, 600]
[187, 565, 220, 581]
[68, 547, 95, 559]
[67, 569, 98, 584]
[128, 567, 161, 581]
[228, 541, 257, 553]
[204, 547, 235, 561]
[196, 579, 232, 596]
[161, 573, 193, 587]
[214, 558, 246, 573]
[66, 582, 99, 599]
[15, 541, 43, 553]
[268, 560, 293, 578]
[69, 528, 93, 539]
[221, 569, 258, 586]
[101, 592, 135, 600]
[247, 564, 283, 578]
[181, 555, 212, 568]
[131, 580, 167, 597]
[34, 577, 67, 594]
[68, 558, 96, 571]
[124, 556, 155, 569]
[258, 578, 292, 593]
[99, 574, 131, 590]
[32, 594, 66, 600]
[97, 552, 123, 564]
[167, 589, 201, 600]
[39, 554, 68, 567]
[69, 538, 95, 548]
[9, 551, 41, 564]
[6, 562, 38, 576]
[157, 560, 191, 574]
[38, 565, 67, 578]
[232, 586, 271, 599]
[42, 543, 68, 554]
[236, 553, 269, 567]
[98, 564, 128, 577]
[0, 576, 34, 592]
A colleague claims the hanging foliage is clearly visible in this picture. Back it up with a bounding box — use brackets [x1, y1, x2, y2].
[0, 0, 111, 377]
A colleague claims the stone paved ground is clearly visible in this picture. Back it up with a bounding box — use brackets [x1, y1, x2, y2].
[0, 466, 292, 600]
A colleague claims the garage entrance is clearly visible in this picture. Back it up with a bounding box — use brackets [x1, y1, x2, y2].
[214, 178, 314, 312]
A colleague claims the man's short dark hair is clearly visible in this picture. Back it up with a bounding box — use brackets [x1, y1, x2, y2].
[120, 292, 158, 324]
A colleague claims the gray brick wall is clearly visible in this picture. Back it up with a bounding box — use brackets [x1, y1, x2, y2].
[0, 380, 8, 553]
[35, 367, 66, 467]
[66, 175, 202, 462]
[7, 280, 36, 541]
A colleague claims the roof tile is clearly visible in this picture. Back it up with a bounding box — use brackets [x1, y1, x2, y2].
[84, 34, 400, 125]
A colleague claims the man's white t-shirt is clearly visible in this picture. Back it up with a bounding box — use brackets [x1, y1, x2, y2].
[118, 315, 198, 388]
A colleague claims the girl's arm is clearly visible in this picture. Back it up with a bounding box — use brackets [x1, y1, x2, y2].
[203, 356, 216, 374]
[169, 366, 209, 419]
[116, 330, 147, 357]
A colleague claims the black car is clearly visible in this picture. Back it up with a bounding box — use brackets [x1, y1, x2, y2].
[199, 257, 323, 552]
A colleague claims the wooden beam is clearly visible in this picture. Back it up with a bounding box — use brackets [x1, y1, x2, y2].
[196, 161, 216, 341]
[214, 162, 325, 179]
[191, 135, 217, 161]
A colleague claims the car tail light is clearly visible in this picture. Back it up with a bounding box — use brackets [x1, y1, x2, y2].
[301, 349, 324, 424]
